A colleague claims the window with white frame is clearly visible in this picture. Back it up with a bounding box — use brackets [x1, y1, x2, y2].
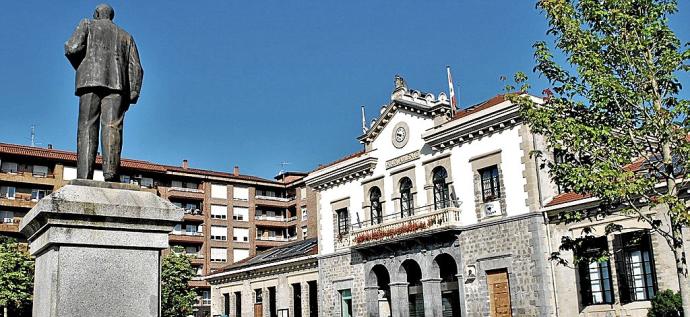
[210, 226, 227, 241]
[63, 166, 77, 180]
[1, 186, 16, 199]
[233, 228, 249, 242]
[233, 186, 249, 200]
[31, 189, 49, 201]
[210, 248, 227, 262]
[211, 184, 228, 199]
[1, 211, 15, 223]
[302, 226, 308, 239]
[300, 187, 307, 200]
[210, 204, 227, 219]
[233, 248, 249, 262]
[233, 207, 248, 221]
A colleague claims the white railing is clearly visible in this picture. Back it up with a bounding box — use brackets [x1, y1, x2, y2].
[255, 195, 294, 202]
[349, 204, 462, 246]
[254, 215, 298, 222]
[169, 187, 203, 193]
[2, 218, 16, 224]
[255, 236, 296, 242]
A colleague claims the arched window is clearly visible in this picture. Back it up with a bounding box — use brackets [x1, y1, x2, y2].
[432, 167, 450, 210]
[400, 178, 414, 217]
[370, 187, 383, 225]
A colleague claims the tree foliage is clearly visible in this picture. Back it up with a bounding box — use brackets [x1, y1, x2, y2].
[508, 0, 689, 310]
[161, 250, 197, 317]
[648, 289, 683, 317]
[0, 237, 34, 316]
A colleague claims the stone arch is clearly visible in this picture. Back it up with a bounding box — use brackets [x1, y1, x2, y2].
[432, 253, 462, 316]
[366, 264, 392, 317]
[399, 259, 424, 316]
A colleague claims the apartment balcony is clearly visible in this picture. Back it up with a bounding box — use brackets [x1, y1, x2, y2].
[182, 209, 205, 222]
[0, 196, 36, 209]
[254, 195, 295, 208]
[168, 231, 204, 244]
[254, 235, 297, 248]
[162, 186, 205, 200]
[188, 278, 209, 288]
[348, 205, 462, 249]
[0, 171, 57, 186]
[0, 217, 21, 233]
[254, 215, 298, 227]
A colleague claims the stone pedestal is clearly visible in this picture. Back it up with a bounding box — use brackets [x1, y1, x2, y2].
[19, 179, 183, 317]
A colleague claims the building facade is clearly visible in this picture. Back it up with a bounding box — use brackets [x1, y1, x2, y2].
[304, 80, 559, 317]
[0, 143, 317, 316]
[207, 238, 319, 317]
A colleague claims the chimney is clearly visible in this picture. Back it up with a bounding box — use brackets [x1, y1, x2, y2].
[182, 160, 189, 169]
[233, 166, 239, 176]
[47, 144, 53, 149]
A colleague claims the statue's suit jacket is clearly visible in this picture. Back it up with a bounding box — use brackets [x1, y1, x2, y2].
[65, 19, 143, 104]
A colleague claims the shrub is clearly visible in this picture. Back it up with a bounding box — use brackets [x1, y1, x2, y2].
[648, 290, 682, 317]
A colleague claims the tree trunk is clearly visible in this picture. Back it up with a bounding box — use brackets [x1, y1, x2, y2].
[3, 305, 7, 317]
[672, 233, 690, 316]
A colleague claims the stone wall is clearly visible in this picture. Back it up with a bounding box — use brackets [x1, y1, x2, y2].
[458, 212, 554, 317]
[548, 205, 681, 317]
[318, 251, 367, 317]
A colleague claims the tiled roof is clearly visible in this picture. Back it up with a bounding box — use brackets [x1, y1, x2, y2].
[544, 192, 591, 207]
[312, 150, 366, 172]
[218, 238, 318, 272]
[0, 142, 277, 183]
[452, 94, 511, 121]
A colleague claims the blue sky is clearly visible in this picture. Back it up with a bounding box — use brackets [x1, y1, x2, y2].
[1, 1, 688, 179]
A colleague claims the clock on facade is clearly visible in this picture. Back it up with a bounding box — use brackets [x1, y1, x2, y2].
[391, 122, 410, 148]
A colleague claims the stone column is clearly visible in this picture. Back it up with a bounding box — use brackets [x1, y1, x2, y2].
[364, 285, 379, 317]
[263, 287, 270, 317]
[421, 278, 443, 317]
[389, 281, 410, 317]
[301, 281, 310, 317]
[19, 180, 183, 317]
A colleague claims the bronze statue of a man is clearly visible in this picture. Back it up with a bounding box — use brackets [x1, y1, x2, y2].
[65, 4, 143, 182]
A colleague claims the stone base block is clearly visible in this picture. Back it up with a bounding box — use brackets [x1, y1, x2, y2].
[20, 179, 183, 317]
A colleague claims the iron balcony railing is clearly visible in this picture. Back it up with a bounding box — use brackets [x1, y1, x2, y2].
[336, 201, 462, 247]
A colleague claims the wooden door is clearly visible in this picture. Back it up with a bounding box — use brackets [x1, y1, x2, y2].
[254, 303, 263, 317]
[487, 270, 512, 317]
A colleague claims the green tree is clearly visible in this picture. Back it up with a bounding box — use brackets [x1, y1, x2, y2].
[508, 0, 690, 313]
[0, 237, 34, 317]
[648, 290, 682, 317]
[161, 249, 198, 317]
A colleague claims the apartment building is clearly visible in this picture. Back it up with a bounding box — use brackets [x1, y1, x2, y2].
[0, 143, 316, 317]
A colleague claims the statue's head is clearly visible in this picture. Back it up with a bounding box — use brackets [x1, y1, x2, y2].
[93, 4, 115, 21]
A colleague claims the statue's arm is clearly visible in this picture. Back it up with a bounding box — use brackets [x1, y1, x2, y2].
[127, 38, 143, 104]
[64, 19, 89, 69]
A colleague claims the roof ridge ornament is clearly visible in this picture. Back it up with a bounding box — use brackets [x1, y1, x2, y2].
[392, 74, 408, 99]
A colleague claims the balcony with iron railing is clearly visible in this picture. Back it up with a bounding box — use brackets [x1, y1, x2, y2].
[337, 201, 463, 249]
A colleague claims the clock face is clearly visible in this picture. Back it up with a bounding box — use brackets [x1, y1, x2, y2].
[395, 127, 406, 142]
[391, 122, 409, 148]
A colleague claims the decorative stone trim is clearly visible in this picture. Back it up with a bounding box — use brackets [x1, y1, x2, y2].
[423, 102, 521, 151]
[306, 156, 377, 190]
